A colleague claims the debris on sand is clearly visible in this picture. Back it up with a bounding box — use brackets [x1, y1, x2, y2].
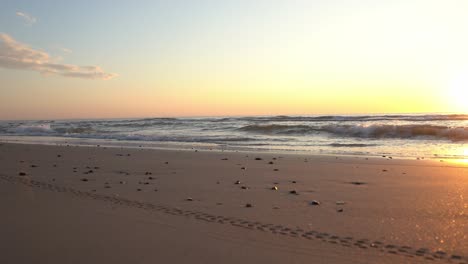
[349, 181, 366, 185]
[310, 200, 321, 205]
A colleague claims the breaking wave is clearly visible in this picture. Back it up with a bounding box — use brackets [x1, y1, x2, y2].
[240, 124, 468, 141]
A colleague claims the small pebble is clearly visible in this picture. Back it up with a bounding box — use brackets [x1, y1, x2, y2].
[186, 197, 193, 201]
[255, 157, 262, 160]
[245, 203, 253, 208]
[289, 190, 298, 195]
[235, 180, 241, 185]
[80, 178, 89, 182]
[271, 186, 278, 191]
[310, 200, 321, 205]
[18, 172, 27, 176]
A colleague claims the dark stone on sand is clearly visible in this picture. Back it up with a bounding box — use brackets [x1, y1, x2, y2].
[245, 203, 253, 208]
[235, 180, 241, 184]
[137, 188, 142, 191]
[289, 190, 298, 195]
[350, 181, 366, 185]
[104, 186, 111, 189]
[53, 164, 57, 167]
[57, 155, 62, 157]
[241, 167, 246, 170]
[18, 172, 27, 176]
[310, 200, 320, 205]
[80, 178, 89, 182]
[148, 176, 154, 180]
[382, 170, 387, 172]
[30, 165, 38, 168]
[165, 162, 169, 164]
[221, 158, 228, 160]
[337, 208, 343, 212]
[186, 197, 193, 201]
[291, 181, 297, 183]
[145, 172, 152, 175]
[273, 169, 279, 171]
[241, 186, 249, 190]
[88, 170, 94, 173]
[271, 186, 278, 190]
[268, 161, 274, 164]
[120, 181, 126, 184]
[255, 157, 262, 160]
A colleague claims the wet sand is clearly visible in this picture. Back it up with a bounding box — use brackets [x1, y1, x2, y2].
[0, 142, 467, 264]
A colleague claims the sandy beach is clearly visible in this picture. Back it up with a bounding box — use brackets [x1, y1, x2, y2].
[0, 142, 466, 264]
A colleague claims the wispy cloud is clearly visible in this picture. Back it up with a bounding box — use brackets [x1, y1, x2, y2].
[16, 11, 37, 25]
[60, 47, 72, 54]
[0, 33, 117, 80]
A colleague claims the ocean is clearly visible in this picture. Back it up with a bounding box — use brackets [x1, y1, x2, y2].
[1, 114, 467, 161]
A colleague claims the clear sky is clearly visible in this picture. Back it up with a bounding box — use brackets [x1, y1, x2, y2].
[1, 0, 468, 120]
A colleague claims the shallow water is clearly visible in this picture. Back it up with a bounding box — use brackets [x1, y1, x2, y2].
[0, 114, 467, 160]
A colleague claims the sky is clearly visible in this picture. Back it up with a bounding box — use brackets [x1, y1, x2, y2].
[1, 0, 468, 120]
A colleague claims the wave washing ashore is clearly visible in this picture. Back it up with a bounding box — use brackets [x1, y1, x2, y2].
[0, 114, 467, 160]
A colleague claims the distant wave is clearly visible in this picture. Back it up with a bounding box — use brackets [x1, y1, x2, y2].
[236, 114, 468, 122]
[328, 143, 377, 147]
[240, 124, 468, 141]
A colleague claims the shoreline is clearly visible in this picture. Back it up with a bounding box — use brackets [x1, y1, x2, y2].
[1, 142, 467, 263]
[1, 135, 467, 165]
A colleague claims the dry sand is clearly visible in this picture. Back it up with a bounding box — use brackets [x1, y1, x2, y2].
[0, 142, 467, 264]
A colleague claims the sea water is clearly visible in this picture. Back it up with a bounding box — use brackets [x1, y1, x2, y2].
[0, 114, 467, 161]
